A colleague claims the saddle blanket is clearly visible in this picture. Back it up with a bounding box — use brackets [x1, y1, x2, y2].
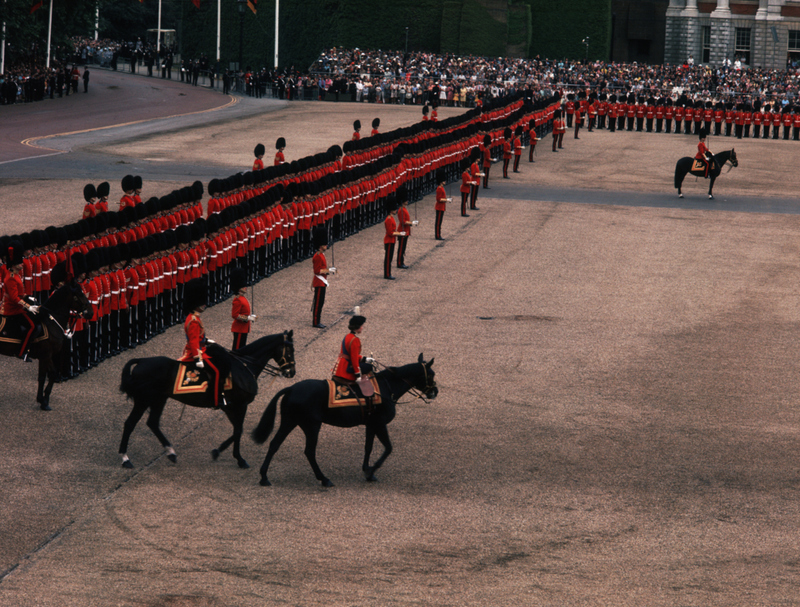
[172, 363, 233, 396]
[0, 316, 48, 345]
[326, 378, 382, 409]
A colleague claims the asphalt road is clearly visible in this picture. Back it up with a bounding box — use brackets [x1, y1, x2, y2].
[2, 72, 800, 606]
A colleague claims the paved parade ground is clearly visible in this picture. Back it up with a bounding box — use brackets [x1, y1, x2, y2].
[2, 68, 800, 606]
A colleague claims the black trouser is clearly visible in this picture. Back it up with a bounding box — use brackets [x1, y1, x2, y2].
[232, 332, 248, 350]
[482, 165, 490, 188]
[470, 184, 479, 208]
[461, 191, 469, 215]
[384, 242, 395, 278]
[502, 158, 510, 177]
[312, 286, 326, 325]
[435, 210, 444, 239]
[513, 155, 521, 172]
[396, 236, 408, 267]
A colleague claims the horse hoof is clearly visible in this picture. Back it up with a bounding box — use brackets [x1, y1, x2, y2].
[238, 460, 250, 469]
[708, 195, 714, 199]
[321, 479, 334, 488]
[259, 477, 272, 487]
[678, 193, 684, 198]
[122, 460, 134, 469]
[167, 453, 177, 463]
[211, 449, 220, 461]
[39, 403, 51, 411]
[365, 474, 378, 483]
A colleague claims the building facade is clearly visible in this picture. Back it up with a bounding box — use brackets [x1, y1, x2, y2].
[665, 0, 800, 68]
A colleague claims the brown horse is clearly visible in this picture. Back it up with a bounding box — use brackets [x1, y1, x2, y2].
[0, 282, 92, 410]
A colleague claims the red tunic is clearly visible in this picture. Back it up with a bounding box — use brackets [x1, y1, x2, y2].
[274, 151, 285, 166]
[397, 205, 411, 236]
[231, 295, 252, 334]
[312, 251, 328, 287]
[384, 215, 398, 245]
[435, 185, 447, 212]
[333, 333, 362, 381]
[0, 273, 25, 315]
[180, 312, 206, 361]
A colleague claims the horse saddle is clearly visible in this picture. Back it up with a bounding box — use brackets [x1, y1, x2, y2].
[691, 158, 715, 176]
[0, 315, 47, 346]
[171, 356, 258, 399]
[327, 377, 382, 409]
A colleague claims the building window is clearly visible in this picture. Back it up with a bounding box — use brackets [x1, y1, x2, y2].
[702, 26, 711, 64]
[790, 30, 800, 51]
[735, 27, 751, 65]
[789, 31, 800, 68]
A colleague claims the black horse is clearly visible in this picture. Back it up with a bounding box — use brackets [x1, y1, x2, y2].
[674, 148, 738, 199]
[0, 282, 92, 410]
[251, 354, 438, 487]
[118, 331, 295, 470]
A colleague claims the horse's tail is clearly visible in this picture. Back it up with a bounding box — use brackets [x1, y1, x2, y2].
[674, 157, 689, 189]
[119, 359, 141, 397]
[251, 387, 291, 444]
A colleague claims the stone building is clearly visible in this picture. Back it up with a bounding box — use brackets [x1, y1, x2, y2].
[665, 0, 800, 68]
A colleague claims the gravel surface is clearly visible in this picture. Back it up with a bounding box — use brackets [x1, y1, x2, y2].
[1, 72, 800, 606]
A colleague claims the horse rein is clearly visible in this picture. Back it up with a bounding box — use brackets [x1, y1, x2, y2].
[261, 333, 296, 377]
[371, 358, 437, 404]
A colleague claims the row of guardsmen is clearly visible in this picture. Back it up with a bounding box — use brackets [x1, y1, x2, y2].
[563, 91, 800, 140]
[2, 91, 559, 379]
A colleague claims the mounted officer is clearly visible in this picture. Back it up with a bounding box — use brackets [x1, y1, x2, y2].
[695, 128, 714, 178]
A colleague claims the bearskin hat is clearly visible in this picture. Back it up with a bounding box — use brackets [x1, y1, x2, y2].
[436, 169, 447, 184]
[96, 181, 110, 198]
[133, 175, 143, 190]
[5, 240, 25, 268]
[254, 143, 265, 157]
[121, 175, 135, 193]
[276, 137, 286, 150]
[470, 147, 481, 161]
[349, 306, 366, 331]
[84, 184, 97, 202]
[698, 127, 708, 139]
[353, 119, 361, 131]
[230, 268, 248, 293]
[504, 127, 512, 140]
[372, 117, 380, 129]
[312, 227, 328, 250]
[385, 195, 398, 214]
[183, 278, 208, 314]
[483, 133, 492, 147]
[422, 104, 429, 115]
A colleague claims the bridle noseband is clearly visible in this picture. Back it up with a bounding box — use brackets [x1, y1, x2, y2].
[262, 332, 296, 377]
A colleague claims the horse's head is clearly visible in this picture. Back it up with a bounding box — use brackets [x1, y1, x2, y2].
[70, 282, 94, 319]
[729, 148, 738, 168]
[416, 353, 438, 400]
[278, 330, 296, 378]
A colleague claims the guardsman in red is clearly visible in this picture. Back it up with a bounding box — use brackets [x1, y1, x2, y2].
[635, 97, 646, 132]
[481, 134, 492, 188]
[783, 105, 793, 140]
[371, 118, 380, 137]
[655, 97, 665, 133]
[311, 228, 333, 328]
[332, 309, 372, 393]
[574, 100, 584, 139]
[683, 102, 694, 135]
[396, 187, 415, 269]
[793, 107, 800, 141]
[502, 127, 512, 178]
[253, 143, 265, 171]
[460, 158, 475, 217]
[597, 93, 608, 129]
[512, 126, 523, 172]
[734, 103, 745, 139]
[1, 241, 38, 360]
[119, 175, 136, 211]
[469, 147, 482, 208]
[383, 197, 404, 280]
[430, 102, 438, 122]
[274, 137, 286, 166]
[434, 170, 448, 240]
[664, 98, 673, 134]
[83, 184, 98, 219]
[95, 181, 110, 214]
[714, 102, 724, 136]
[552, 109, 565, 151]
[179, 278, 229, 409]
[352, 120, 361, 141]
[645, 98, 655, 132]
[608, 94, 618, 133]
[724, 103, 735, 137]
[565, 94, 575, 128]
[528, 119, 538, 162]
[230, 268, 255, 349]
[674, 102, 684, 135]
[695, 128, 714, 178]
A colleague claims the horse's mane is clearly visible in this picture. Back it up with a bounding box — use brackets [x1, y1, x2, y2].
[234, 332, 286, 359]
[42, 283, 72, 310]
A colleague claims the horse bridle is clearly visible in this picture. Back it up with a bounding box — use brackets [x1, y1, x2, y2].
[372, 359, 437, 404]
[262, 332, 296, 377]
